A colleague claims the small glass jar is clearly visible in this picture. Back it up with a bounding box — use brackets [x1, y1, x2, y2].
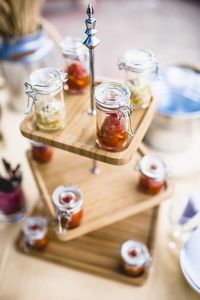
[137, 155, 167, 195]
[95, 82, 134, 152]
[23, 216, 48, 250]
[118, 48, 159, 110]
[120, 240, 151, 277]
[52, 185, 83, 234]
[25, 68, 67, 132]
[60, 37, 90, 94]
[31, 141, 53, 163]
[0, 186, 26, 223]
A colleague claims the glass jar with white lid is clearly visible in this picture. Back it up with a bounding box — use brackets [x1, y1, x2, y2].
[118, 48, 159, 110]
[25, 67, 67, 131]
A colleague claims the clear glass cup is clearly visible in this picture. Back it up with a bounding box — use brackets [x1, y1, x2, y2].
[25, 68, 67, 132]
[168, 195, 200, 250]
[60, 36, 89, 94]
[118, 48, 159, 110]
[0, 185, 26, 222]
[95, 82, 134, 152]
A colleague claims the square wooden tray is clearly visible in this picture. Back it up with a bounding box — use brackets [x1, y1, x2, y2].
[16, 204, 159, 286]
[20, 78, 157, 166]
[26, 147, 173, 241]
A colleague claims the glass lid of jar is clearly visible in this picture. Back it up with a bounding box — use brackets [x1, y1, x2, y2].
[23, 216, 48, 240]
[60, 36, 87, 56]
[139, 155, 167, 180]
[29, 67, 67, 94]
[52, 185, 83, 212]
[121, 240, 151, 266]
[118, 48, 158, 73]
[95, 82, 130, 109]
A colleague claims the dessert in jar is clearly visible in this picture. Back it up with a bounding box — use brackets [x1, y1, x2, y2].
[94, 82, 134, 152]
[25, 68, 67, 131]
[23, 216, 48, 250]
[31, 141, 53, 163]
[52, 185, 83, 234]
[120, 240, 151, 277]
[60, 36, 89, 94]
[0, 159, 26, 223]
[118, 48, 159, 110]
[137, 155, 167, 195]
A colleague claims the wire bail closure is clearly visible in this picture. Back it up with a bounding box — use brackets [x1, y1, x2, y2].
[24, 81, 38, 114]
[57, 210, 72, 235]
[118, 106, 134, 137]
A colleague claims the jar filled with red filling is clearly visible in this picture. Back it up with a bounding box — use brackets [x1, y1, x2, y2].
[31, 141, 53, 163]
[120, 240, 151, 277]
[52, 184, 83, 235]
[95, 82, 134, 152]
[60, 37, 89, 94]
[137, 155, 167, 195]
[23, 216, 48, 251]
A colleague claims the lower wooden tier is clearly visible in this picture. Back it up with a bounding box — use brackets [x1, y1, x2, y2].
[16, 204, 158, 286]
[26, 147, 173, 241]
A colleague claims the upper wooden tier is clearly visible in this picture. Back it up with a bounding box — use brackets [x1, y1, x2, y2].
[20, 79, 156, 166]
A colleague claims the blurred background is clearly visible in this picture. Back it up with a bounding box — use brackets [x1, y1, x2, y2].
[42, 0, 200, 77]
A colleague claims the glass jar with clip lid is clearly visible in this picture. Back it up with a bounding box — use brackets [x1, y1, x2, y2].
[118, 48, 159, 110]
[95, 82, 134, 152]
[60, 36, 90, 94]
[137, 155, 167, 195]
[24, 67, 67, 132]
[52, 184, 84, 235]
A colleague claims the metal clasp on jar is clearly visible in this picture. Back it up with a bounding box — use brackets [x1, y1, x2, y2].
[118, 106, 134, 137]
[24, 69, 67, 114]
[24, 81, 38, 114]
[57, 210, 72, 235]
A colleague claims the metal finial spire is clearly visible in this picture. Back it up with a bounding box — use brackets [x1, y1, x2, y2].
[87, 3, 94, 16]
[83, 3, 100, 116]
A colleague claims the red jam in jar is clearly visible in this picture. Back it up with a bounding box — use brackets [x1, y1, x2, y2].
[137, 155, 167, 195]
[23, 216, 48, 250]
[52, 185, 83, 234]
[66, 61, 90, 94]
[60, 37, 90, 94]
[95, 82, 134, 152]
[97, 113, 129, 151]
[31, 142, 53, 163]
[120, 240, 151, 277]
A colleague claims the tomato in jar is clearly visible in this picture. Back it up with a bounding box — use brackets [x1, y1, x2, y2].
[97, 113, 129, 151]
[138, 173, 165, 195]
[32, 144, 53, 163]
[120, 240, 151, 278]
[52, 185, 84, 234]
[23, 216, 48, 251]
[66, 61, 89, 94]
[137, 155, 167, 195]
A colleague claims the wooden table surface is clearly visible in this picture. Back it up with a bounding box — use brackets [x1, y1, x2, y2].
[0, 96, 200, 300]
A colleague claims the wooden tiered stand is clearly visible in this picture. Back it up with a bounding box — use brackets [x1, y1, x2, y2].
[19, 80, 173, 285]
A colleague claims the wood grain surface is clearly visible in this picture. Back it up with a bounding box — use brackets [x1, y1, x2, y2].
[20, 78, 157, 166]
[26, 148, 173, 241]
[16, 205, 159, 286]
